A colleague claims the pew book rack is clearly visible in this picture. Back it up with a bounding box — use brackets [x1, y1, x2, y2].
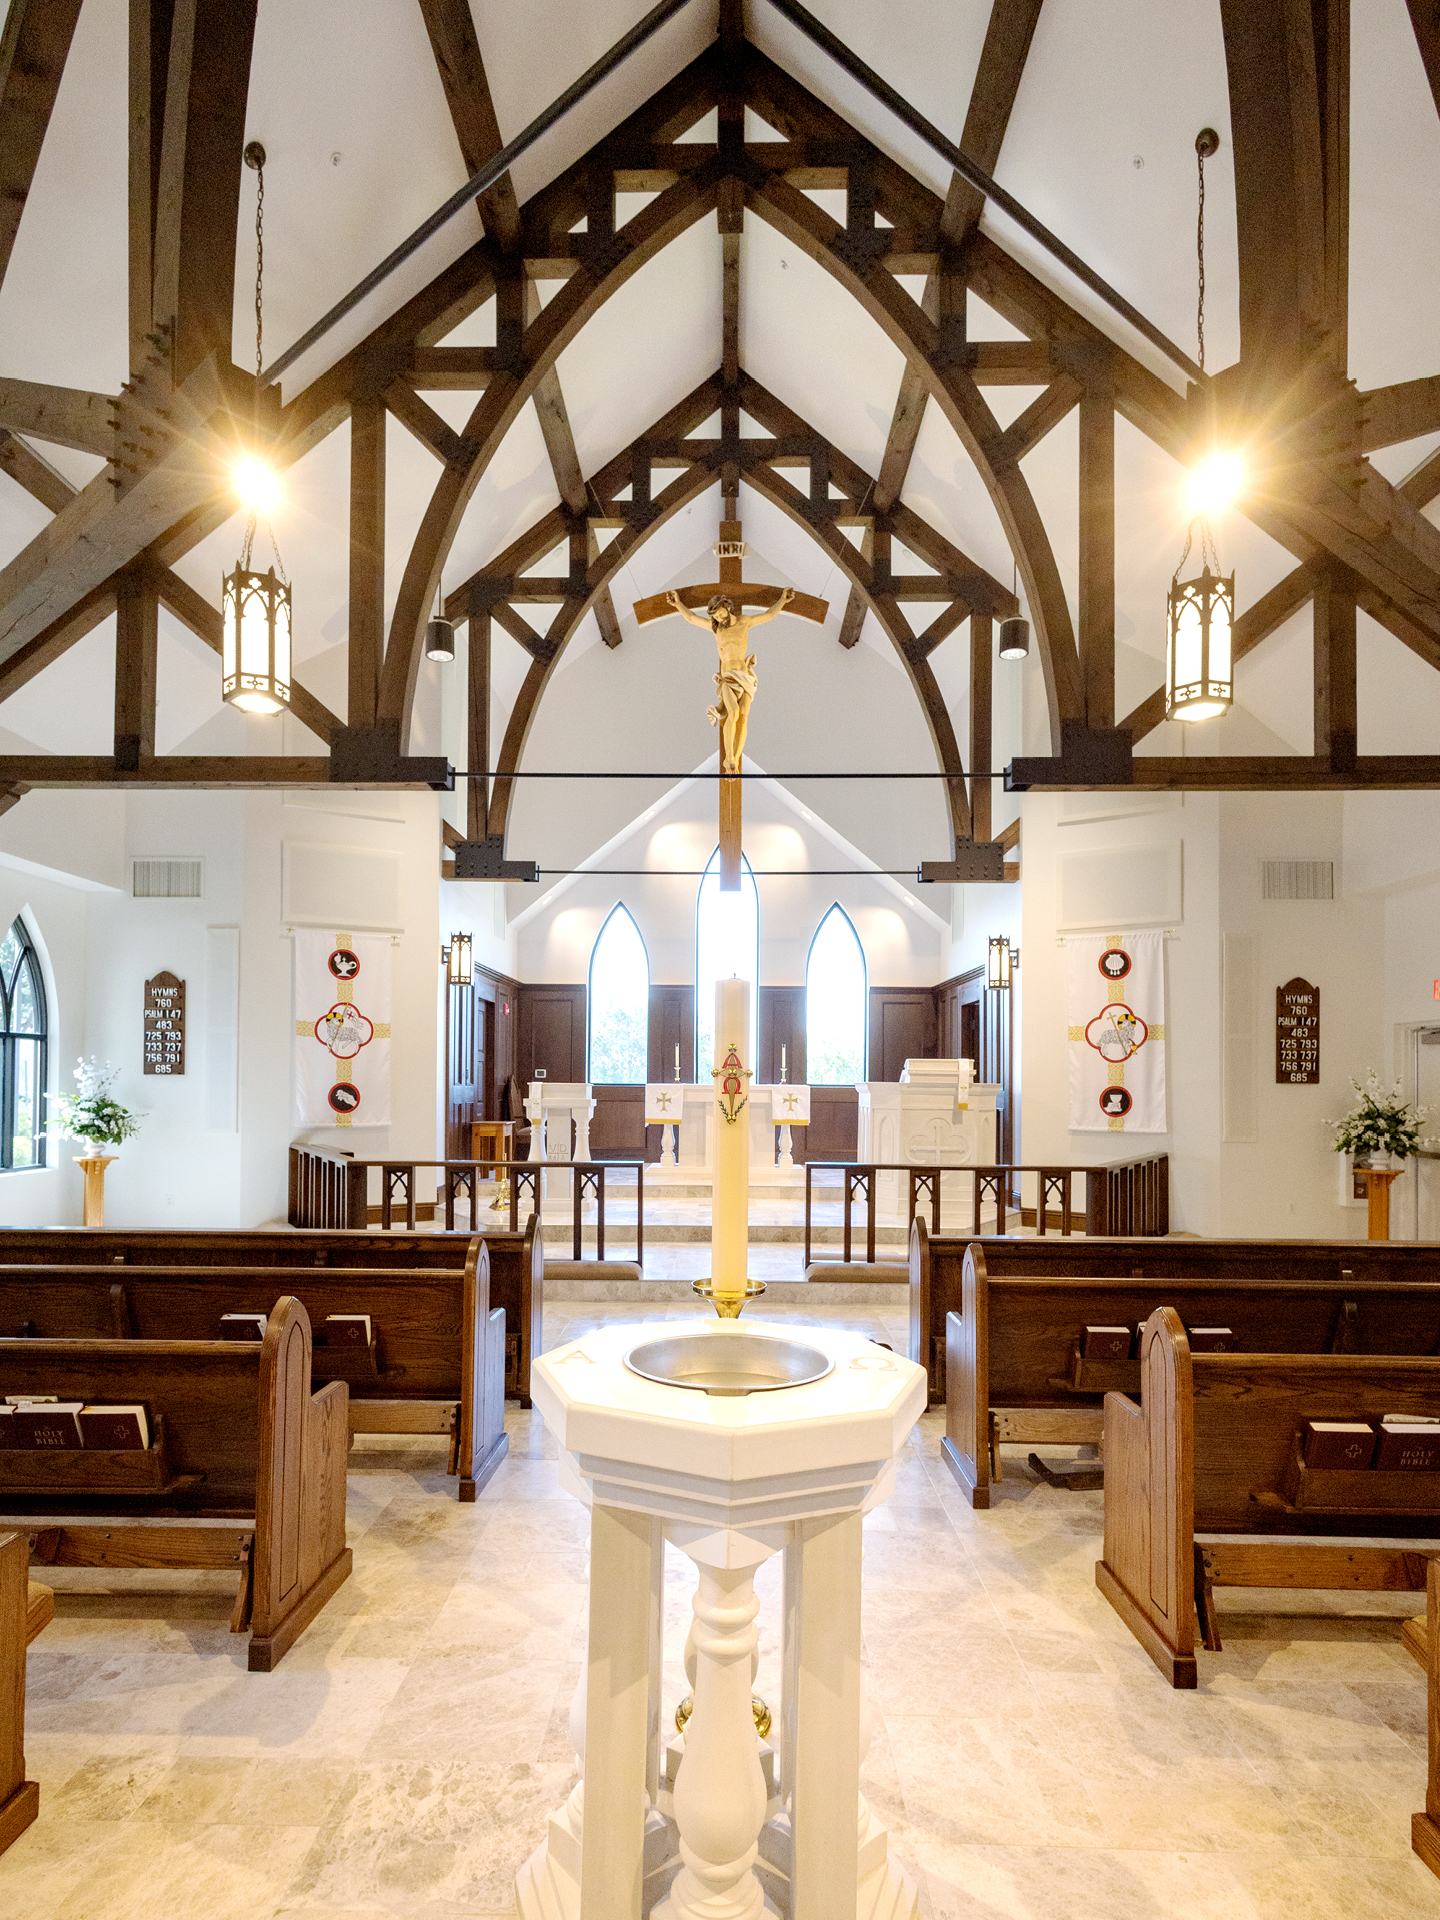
[0, 1297, 352, 1670]
[1095, 1307, 1440, 1688]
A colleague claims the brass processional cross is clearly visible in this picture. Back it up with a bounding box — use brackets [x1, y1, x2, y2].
[632, 521, 828, 890]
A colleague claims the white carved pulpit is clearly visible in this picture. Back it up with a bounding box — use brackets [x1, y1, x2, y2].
[528, 1080, 595, 1198]
[856, 1059, 999, 1214]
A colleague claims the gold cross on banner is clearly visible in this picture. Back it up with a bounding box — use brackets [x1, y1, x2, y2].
[633, 521, 827, 890]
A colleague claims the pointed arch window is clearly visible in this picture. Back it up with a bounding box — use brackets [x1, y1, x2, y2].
[806, 905, 867, 1084]
[588, 905, 650, 1084]
[695, 848, 758, 1080]
[0, 917, 47, 1168]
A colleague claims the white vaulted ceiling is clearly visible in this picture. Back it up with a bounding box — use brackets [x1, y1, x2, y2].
[3, 0, 1440, 877]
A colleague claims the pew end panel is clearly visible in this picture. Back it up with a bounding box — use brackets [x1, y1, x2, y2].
[1414, 1560, 1440, 1881]
[0, 1531, 39, 1858]
[248, 1297, 353, 1672]
[1093, 1310, 1198, 1689]
[908, 1218, 932, 1398]
[941, 1284, 989, 1508]
[456, 1239, 508, 1502]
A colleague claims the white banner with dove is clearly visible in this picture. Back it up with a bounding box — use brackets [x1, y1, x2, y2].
[295, 931, 392, 1127]
[1066, 931, 1166, 1133]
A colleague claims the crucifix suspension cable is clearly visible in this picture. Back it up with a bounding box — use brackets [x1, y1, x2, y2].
[631, 519, 828, 889]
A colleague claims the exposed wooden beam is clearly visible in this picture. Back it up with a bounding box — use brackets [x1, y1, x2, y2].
[403, 347, 496, 390]
[1407, 0, 1440, 119]
[114, 566, 158, 769]
[996, 374, 1082, 461]
[1361, 374, 1440, 453]
[0, 430, 73, 514]
[347, 395, 386, 730]
[941, 0, 1046, 244]
[385, 382, 466, 467]
[149, 0, 261, 385]
[416, 0, 522, 249]
[0, 0, 85, 296]
[467, 604, 489, 838]
[0, 379, 112, 457]
[0, 582, 116, 704]
[1078, 377, 1115, 729]
[970, 610, 993, 842]
[1313, 565, 1357, 768]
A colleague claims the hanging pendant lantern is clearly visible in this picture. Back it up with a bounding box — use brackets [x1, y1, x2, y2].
[223, 560, 292, 713]
[1162, 127, 1234, 726]
[1165, 560, 1232, 722]
[223, 140, 291, 717]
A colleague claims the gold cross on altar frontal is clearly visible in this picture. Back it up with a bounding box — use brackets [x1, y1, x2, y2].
[632, 521, 827, 890]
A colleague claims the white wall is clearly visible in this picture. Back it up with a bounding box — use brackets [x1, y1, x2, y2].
[0, 785, 445, 1229]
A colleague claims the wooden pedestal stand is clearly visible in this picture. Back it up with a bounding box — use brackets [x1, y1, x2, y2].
[1357, 1166, 1403, 1241]
[74, 1154, 118, 1227]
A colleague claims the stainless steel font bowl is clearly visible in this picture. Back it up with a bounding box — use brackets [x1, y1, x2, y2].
[623, 1331, 834, 1397]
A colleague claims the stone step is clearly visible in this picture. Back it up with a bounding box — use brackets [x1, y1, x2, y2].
[540, 1221, 912, 1247]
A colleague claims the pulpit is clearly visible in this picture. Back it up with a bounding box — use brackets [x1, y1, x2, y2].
[857, 1060, 999, 1213]
[527, 1081, 594, 1197]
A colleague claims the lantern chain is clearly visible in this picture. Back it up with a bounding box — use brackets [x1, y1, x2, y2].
[1196, 145, 1206, 374]
[254, 153, 265, 381]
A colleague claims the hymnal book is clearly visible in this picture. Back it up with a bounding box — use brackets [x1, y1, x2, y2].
[1303, 1421, 1377, 1471]
[220, 1313, 267, 1341]
[12, 1401, 84, 1449]
[4, 1392, 55, 1404]
[1081, 1326, 1133, 1362]
[1186, 1326, 1237, 1353]
[324, 1314, 372, 1349]
[1374, 1424, 1440, 1472]
[0, 1405, 13, 1448]
[78, 1404, 150, 1451]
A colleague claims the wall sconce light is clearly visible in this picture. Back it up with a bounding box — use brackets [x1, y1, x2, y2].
[987, 934, 1018, 991]
[442, 932, 472, 986]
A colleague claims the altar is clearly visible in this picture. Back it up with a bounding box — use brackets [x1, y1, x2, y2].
[857, 1059, 1000, 1213]
[646, 1083, 805, 1183]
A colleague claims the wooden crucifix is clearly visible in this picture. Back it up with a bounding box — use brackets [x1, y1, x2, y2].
[632, 521, 827, 888]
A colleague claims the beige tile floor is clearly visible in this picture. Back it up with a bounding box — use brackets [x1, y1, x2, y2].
[3, 1296, 1437, 1920]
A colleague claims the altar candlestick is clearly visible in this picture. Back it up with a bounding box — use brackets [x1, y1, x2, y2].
[675, 1042, 680, 1082]
[709, 976, 751, 1314]
[781, 1043, 787, 1084]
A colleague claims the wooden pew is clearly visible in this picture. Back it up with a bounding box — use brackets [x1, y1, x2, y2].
[0, 1243, 508, 1502]
[1416, 1561, 1440, 1883]
[1095, 1306, 1440, 1687]
[0, 1297, 351, 1671]
[0, 1530, 44, 1857]
[0, 1215, 544, 1408]
[941, 1259, 1440, 1508]
[911, 1219, 1440, 1403]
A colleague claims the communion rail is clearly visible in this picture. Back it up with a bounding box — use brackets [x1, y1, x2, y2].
[802, 1153, 1169, 1266]
[288, 1145, 645, 1259]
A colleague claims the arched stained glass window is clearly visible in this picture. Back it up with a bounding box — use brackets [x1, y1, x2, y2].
[695, 848, 758, 1080]
[0, 917, 47, 1168]
[588, 905, 650, 1083]
[806, 905, 866, 1084]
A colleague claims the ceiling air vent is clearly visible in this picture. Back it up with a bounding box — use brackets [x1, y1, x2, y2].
[132, 858, 203, 900]
[1261, 859, 1333, 901]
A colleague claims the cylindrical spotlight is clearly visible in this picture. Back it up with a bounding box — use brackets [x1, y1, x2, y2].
[425, 616, 456, 662]
[998, 616, 1030, 660]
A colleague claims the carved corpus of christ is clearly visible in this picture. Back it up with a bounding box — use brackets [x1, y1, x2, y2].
[664, 587, 794, 772]
[632, 523, 829, 887]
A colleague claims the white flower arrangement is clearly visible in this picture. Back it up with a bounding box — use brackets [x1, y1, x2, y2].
[51, 1057, 145, 1149]
[1325, 1071, 1431, 1163]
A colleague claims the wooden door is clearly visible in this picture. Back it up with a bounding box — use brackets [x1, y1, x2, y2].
[446, 983, 477, 1158]
[479, 997, 495, 1123]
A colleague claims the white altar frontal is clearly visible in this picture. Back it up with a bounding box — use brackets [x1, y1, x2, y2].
[857, 1059, 999, 1212]
[646, 1084, 806, 1184]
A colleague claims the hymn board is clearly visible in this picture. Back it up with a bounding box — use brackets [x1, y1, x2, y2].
[633, 522, 826, 889]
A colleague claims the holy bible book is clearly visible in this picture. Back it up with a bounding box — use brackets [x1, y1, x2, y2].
[78, 1405, 151, 1450]
[220, 1313, 268, 1341]
[1081, 1326, 1133, 1361]
[1303, 1420, 1377, 1471]
[12, 1401, 85, 1449]
[324, 1314, 372, 1348]
[1374, 1424, 1440, 1472]
[1186, 1327, 1237, 1353]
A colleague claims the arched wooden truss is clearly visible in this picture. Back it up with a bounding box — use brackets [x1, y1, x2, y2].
[3, 0, 1440, 835]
